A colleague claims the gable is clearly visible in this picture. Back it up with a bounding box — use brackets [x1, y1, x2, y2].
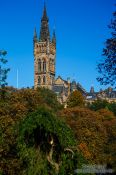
[55, 76, 68, 87]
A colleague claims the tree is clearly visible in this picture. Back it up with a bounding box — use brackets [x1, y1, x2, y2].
[67, 90, 85, 108]
[0, 88, 85, 174]
[16, 107, 85, 175]
[88, 99, 116, 116]
[0, 50, 10, 88]
[88, 99, 109, 111]
[97, 10, 116, 87]
[108, 102, 116, 116]
[60, 107, 107, 164]
[59, 107, 116, 172]
[37, 87, 63, 111]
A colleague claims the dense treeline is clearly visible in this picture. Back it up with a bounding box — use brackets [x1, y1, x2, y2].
[0, 87, 116, 174]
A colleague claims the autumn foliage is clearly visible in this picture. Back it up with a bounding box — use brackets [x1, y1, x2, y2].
[67, 90, 85, 108]
[59, 107, 116, 171]
[0, 87, 116, 174]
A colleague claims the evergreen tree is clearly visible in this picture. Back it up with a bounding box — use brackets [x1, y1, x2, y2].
[0, 50, 10, 88]
[97, 10, 116, 87]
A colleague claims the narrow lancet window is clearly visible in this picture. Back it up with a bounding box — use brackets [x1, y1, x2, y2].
[38, 76, 41, 85]
[38, 59, 41, 73]
[43, 76, 46, 84]
[43, 60, 46, 72]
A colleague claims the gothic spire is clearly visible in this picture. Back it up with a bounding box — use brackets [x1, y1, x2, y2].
[39, 2, 50, 41]
[42, 2, 48, 21]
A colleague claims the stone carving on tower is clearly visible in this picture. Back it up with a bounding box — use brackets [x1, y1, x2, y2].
[34, 4, 56, 89]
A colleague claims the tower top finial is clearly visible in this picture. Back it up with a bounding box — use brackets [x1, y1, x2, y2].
[39, 0, 50, 41]
[44, 0, 46, 7]
[42, 0, 48, 21]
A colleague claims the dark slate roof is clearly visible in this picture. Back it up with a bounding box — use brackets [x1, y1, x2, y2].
[77, 83, 87, 94]
[53, 84, 69, 96]
[87, 89, 116, 100]
[52, 85, 64, 94]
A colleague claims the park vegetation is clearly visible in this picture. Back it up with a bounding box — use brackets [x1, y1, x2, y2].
[0, 87, 116, 174]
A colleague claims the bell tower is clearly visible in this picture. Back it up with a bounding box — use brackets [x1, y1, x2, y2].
[34, 3, 56, 89]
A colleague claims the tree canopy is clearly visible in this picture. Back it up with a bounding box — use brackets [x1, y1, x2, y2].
[97, 10, 116, 88]
[88, 99, 116, 116]
[59, 107, 116, 171]
[0, 87, 85, 175]
[17, 107, 81, 175]
[0, 87, 116, 174]
[0, 50, 10, 88]
[67, 90, 85, 108]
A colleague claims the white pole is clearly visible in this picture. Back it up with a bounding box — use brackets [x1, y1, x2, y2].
[17, 69, 19, 89]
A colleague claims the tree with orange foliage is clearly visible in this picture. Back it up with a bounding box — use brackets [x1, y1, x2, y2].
[67, 90, 85, 108]
[59, 106, 116, 172]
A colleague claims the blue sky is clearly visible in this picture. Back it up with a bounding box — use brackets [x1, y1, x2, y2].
[0, 0, 115, 91]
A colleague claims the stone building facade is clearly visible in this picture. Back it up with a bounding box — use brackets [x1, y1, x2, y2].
[86, 86, 116, 103]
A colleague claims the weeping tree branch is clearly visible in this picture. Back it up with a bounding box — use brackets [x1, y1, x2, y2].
[47, 136, 75, 174]
[47, 137, 61, 174]
[64, 148, 74, 158]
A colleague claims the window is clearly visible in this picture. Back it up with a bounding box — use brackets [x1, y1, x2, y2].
[38, 76, 41, 85]
[38, 59, 41, 73]
[43, 60, 46, 72]
[43, 76, 46, 84]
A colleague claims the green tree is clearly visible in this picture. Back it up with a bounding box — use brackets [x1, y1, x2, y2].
[67, 90, 85, 108]
[17, 106, 84, 175]
[0, 50, 10, 88]
[97, 10, 116, 87]
[37, 87, 63, 111]
[88, 99, 109, 111]
[108, 102, 116, 116]
[88, 99, 116, 116]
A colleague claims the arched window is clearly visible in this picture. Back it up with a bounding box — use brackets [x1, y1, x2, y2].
[38, 59, 41, 73]
[38, 76, 41, 85]
[43, 60, 46, 72]
[43, 76, 46, 84]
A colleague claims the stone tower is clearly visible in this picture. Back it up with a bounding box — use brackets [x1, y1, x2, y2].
[34, 4, 56, 89]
